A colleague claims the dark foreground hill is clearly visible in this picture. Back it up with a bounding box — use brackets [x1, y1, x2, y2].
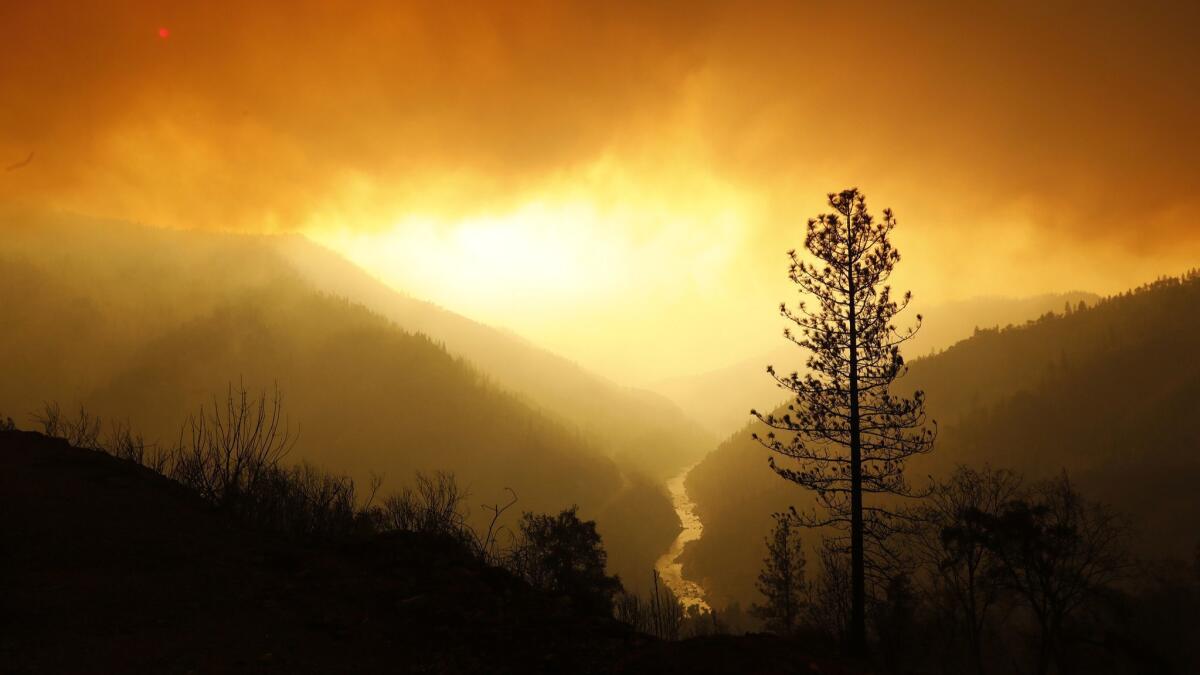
[0, 430, 860, 675]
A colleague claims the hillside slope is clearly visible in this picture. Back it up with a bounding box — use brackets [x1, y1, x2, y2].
[0, 430, 862, 674]
[684, 273, 1200, 605]
[0, 210, 678, 586]
[652, 292, 1098, 438]
[276, 235, 713, 479]
[1, 208, 711, 480]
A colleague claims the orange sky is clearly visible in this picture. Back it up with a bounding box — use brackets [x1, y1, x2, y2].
[3, 1, 1198, 382]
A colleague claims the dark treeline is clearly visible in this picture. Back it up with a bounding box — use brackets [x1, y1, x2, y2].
[686, 190, 1200, 674]
[686, 271, 1200, 605]
[746, 465, 1199, 674]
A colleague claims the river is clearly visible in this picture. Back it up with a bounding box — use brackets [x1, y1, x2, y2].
[653, 463, 711, 612]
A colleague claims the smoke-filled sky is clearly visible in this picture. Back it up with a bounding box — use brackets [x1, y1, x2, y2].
[3, 1, 1198, 383]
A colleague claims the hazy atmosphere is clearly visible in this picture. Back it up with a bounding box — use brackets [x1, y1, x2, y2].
[3, 3, 1198, 674]
[4, 1, 1199, 382]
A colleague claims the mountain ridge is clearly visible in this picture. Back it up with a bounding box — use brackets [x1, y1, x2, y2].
[682, 272, 1200, 605]
[651, 292, 1100, 438]
[274, 234, 713, 479]
[0, 210, 684, 587]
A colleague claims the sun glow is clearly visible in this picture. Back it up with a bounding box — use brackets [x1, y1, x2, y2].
[305, 163, 769, 383]
[317, 200, 626, 307]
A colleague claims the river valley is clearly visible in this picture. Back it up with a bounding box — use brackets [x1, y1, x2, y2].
[653, 463, 711, 612]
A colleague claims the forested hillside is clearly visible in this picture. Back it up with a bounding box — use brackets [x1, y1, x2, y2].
[684, 272, 1200, 605]
[652, 292, 1098, 438]
[0, 209, 680, 586]
[275, 236, 713, 479]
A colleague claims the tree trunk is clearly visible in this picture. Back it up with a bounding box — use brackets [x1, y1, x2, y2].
[1036, 617, 1053, 675]
[969, 624, 984, 675]
[847, 208, 867, 656]
[967, 573, 985, 675]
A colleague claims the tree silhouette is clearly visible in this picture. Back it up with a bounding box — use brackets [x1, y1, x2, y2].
[511, 506, 623, 616]
[752, 188, 935, 654]
[751, 512, 807, 635]
[173, 383, 294, 511]
[977, 473, 1130, 675]
[915, 465, 1024, 675]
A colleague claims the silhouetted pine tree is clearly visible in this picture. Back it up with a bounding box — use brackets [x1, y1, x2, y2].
[751, 512, 807, 635]
[752, 188, 935, 655]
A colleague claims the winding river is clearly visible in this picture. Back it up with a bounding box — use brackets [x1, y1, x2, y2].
[653, 463, 711, 612]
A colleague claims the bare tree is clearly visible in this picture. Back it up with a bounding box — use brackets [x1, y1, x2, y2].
[381, 471, 519, 562]
[978, 473, 1131, 675]
[382, 471, 470, 536]
[104, 419, 174, 474]
[752, 188, 935, 654]
[34, 402, 102, 450]
[915, 465, 1024, 675]
[171, 383, 295, 510]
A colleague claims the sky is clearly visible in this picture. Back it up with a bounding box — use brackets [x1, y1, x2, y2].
[2, 1, 1199, 383]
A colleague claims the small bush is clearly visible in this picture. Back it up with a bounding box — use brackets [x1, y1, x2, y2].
[377, 471, 518, 564]
[381, 471, 470, 538]
[34, 402, 101, 450]
[32, 402, 173, 472]
[243, 462, 364, 541]
[29, 390, 370, 542]
[105, 419, 173, 474]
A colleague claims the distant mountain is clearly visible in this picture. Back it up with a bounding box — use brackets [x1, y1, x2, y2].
[0, 209, 682, 586]
[682, 273, 1200, 606]
[651, 292, 1099, 438]
[274, 235, 714, 480]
